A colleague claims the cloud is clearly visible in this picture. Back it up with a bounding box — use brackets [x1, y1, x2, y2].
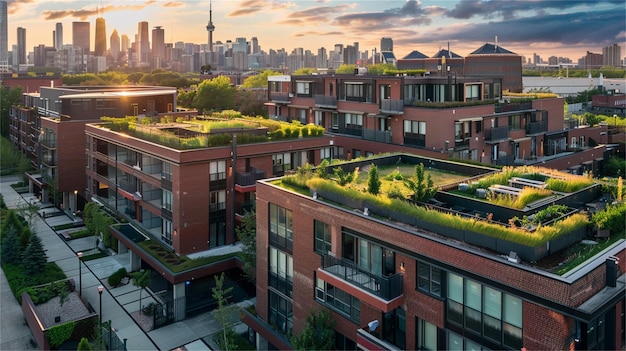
[445, 0, 625, 20]
[7, 0, 37, 15]
[40, 2, 158, 21]
[163, 2, 185, 8]
[227, 0, 295, 17]
[278, 4, 355, 25]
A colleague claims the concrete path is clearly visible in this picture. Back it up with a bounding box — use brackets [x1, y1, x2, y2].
[0, 175, 251, 351]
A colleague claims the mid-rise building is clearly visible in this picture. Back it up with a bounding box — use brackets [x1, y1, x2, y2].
[248, 153, 625, 350]
[603, 44, 622, 67]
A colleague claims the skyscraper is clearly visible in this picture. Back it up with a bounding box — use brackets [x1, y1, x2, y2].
[94, 17, 106, 56]
[55, 22, 63, 50]
[137, 21, 150, 63]
[0, 0, 7, 69]
[72, 21, 90, 54]
[17, 27, 26, 64]
[110, 29, 120, 62]
[381, 37, 393, 52]
[603, 43, 621, 67]
[152, 26, 165, 61]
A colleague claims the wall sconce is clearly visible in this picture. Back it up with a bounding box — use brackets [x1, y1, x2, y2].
[400, 262, 405, 272]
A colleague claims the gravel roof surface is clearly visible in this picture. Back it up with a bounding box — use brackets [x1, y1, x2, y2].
[35, 292, 91, 328]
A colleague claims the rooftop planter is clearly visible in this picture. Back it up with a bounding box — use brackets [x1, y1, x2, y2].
[281, 160, 592, 262]
[97, 114, 324, 150]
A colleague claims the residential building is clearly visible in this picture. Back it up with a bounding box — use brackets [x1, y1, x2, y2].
[265, 69, 607, 175]
[85, 114, 334, 322]
[603, 44, 621, 67]
[9, 85, 177, 212]
[247, 153, 625, 350]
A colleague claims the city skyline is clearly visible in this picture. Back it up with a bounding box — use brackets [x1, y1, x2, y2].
[5, 0, 626, 61]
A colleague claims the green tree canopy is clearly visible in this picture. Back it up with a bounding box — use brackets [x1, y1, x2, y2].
[291, 309, 336, 350]
[1, 86, 23, 137]
[240, 70, 282, 88]
[293, 68, 317, 75]
[22, 233, 48, 275]
[131, 270, 152, 315]
[192, 75, 236, 112]
[335, 64, 357, 74]
[235, 210, 256, 282]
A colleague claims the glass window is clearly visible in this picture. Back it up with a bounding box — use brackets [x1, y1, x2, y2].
[417, 261, 442, 297]
[417, 318, 438, 351]
[314, 220, 332, 254]
[209, 160, 226, 181]
[162, 189, 172, 211]
[448, 272, 463, 302]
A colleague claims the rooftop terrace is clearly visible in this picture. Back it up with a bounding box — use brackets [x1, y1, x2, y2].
[272, 153, 624, 274]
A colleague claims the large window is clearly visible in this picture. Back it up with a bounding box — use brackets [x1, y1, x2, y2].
[417, 261, 442, 297]
[296, 81, 311, 96]
[269, 247, 293, 297]
[162, 219, 172, 245]
[162, 189, 172, 211]
[342, 229, 395, 277]
[345, 113, 363, 129]
[417, 318, 439, 351]
[404, 120, 426, 147]
[209, 160, 226, 181]
[209, 190, 226, 212]
[465, 84, 481, 101]
[345, 83, 364, 99]
[162, 161, 173, 181]
[209, 221, 226, 248]
[269, 203, 293, 250]
[273, 153, 292, 175]
[446, 272, 523, 350]
[315, 277, 360, 323]
[269, 290, 293, 337]
[314, 220, 332, 254]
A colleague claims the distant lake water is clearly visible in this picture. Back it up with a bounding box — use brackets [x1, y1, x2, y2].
[522, 77, 625, 97]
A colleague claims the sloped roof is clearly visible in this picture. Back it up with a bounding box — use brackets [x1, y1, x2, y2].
[470, 43, 517, 55]
[432, 49, 462, 58]
[381, 51, 397, 61]
[402, 50, 429, 59]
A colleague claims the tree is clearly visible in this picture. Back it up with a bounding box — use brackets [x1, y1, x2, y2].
[0, 86, 23, 137]
[22, 233, 48, 275]
[211, 273, 236, 351]
[77, 337, 92, 351]
[240, 70, 282, 88]
[335, 64, 357, 74]
[367, 164, 381, 195]
[177, 88, 196, 108]
[1, 226, 22, 265]
[15, 201, 40, 230]
[291, 309, 335, 350]
[234, 89, 267, 117]
[131, 270, 152, 314]
[367, 63, 396, 75]
[404, 163, 437, 202]
[293, 68, 317, 75]
[235, 210, 256, 282]
[192, 76, 236, 112]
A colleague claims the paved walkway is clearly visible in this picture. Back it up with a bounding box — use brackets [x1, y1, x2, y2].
[0, 175, 250, 351]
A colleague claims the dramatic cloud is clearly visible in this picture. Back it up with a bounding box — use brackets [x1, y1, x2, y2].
[163, 2, 185, 8]
[41, 3, 156, 20]
[445, 0, 624, 20]
[278, 4, 356, 26]
[7, 0, 37, 15]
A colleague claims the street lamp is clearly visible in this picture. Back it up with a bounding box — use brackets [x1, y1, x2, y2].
[77, 252, 83, 296]
[98, 285, 104, 328]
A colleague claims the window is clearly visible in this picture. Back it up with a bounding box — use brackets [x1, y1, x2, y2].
[314, 110, 324, 126]
[331, 113, 339, 129]
[315, 278, 360, 323]
[162, 219, 172, 245]
[273, 153, 292, 174]
[209, 221, 226, 248]
[314, 220, 332, 254]
[465, 84, 481, 101]
[417, 261, 442, 297]
[209, 190, 226, 212]
[342, 229, 395, 276]
[403, 120, 426, 147]
[95, 99, 117, 109]
[269, 247, 293, 296]
[345, 113, 363, 129]
[269, 203, 293, 250]
[446, 272, 523, 350]
[210, 160, 226, 181]
[475, 120, 483, 134]
[269, 290, 293, 336]
[162, 189, 172, 211]
[455, 121, 471, 140]
[508, 115, 522, 130]
[320, 147, 332, 160]
[571, 137, 578, 148]
[296, 81, 311, 96]
[345, 83, 364, 99]
[417, 318, 438, 351]
[162, 161, 173, 181]
[579, 136, 585, 148]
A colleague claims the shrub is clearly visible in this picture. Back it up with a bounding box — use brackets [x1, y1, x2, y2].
[592, 202, 626, 233]
[47, 321, 76, 349]
[107, 267, 128, 287]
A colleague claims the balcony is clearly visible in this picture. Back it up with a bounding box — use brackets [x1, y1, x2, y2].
[380, 99, 404, 114]
[363, 129, 391, 143]
[526, 120, 547, 135]
[269, 92, 291, 103]
[314, 95, 337, 109]
[485, 126, 509, 143]
[317, 254, 403, 312]
[235, 168, 266, 192]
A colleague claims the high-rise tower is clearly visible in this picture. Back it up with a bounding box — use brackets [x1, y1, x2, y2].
[137, 21, 150, 63]
[17, 27, 26, 64]
[55, 22, 63, 50]
[0, 0, 7, 69]
[206, 0, 215, 53]
[72, 21, 90, 54]
[95, 16, 106, 56]
[110, 29, 120, 62]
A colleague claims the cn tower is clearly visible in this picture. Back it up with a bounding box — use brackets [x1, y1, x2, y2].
[206, 0, 215, 53]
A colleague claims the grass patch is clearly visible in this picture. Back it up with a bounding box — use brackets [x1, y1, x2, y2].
[137, 241, 239, 273]
[68, 229, 94, 239]
[2, 262, 67, 302]
[81, 252, 108, 261]
[53, 223, 75, 231]
[554, 234, 623, 275]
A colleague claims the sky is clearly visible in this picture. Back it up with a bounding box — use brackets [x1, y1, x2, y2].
[5, 0, 626, 62]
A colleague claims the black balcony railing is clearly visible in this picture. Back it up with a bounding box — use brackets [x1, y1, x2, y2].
[236, 168, 266, 187]
[320, 254, 402, 301]
[493, 154, 515, 166]
[314, 95, 337, 108]
[485, 126, 509, 142]
[270, 92, 291, 102]
[363, 129, 391, 143]
[526, 120, 547, 135]
[403, 134, 425, 147]
[380, 99, 404, 114]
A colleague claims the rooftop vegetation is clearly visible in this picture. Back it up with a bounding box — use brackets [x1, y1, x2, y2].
[97, 110, 324, 150]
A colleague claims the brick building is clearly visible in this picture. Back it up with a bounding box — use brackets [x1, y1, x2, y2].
[247, 153, 625, 350]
